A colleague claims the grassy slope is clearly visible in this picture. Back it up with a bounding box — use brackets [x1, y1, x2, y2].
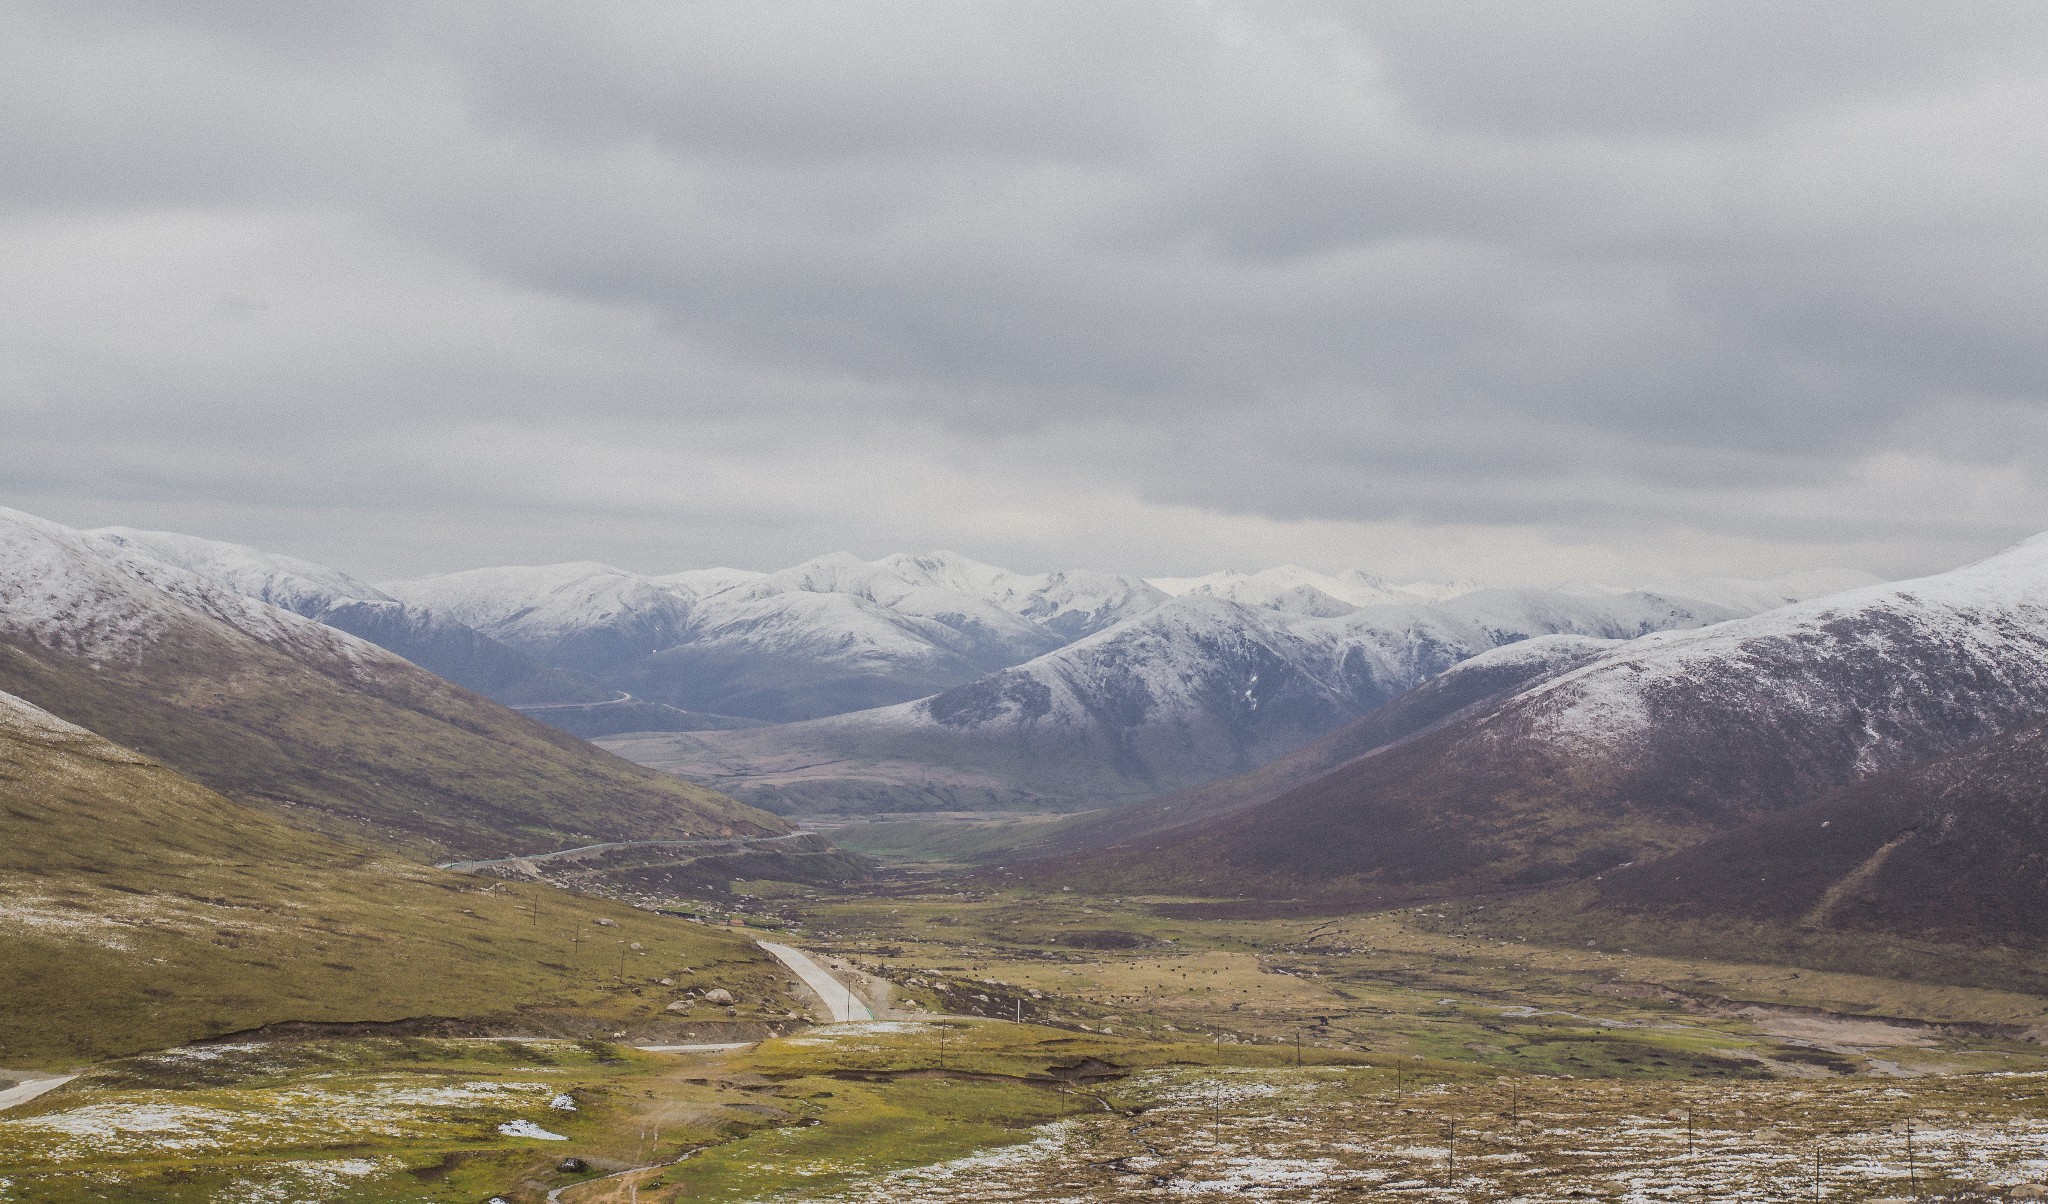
[0, 698, 788, 1065]
[0, 620, 781, 860]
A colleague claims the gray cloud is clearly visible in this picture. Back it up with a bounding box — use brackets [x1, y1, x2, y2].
[2, 0, 2045, 583]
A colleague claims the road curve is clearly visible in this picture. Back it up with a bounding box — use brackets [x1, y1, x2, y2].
[758, 941, 873, 1022]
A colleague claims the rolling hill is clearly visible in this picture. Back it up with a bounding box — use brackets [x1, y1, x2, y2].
[0, 687, 784, 1063]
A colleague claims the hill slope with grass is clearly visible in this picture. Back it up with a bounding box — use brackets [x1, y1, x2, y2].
[1040, 533, 2048, 899]
[0, 687, 784, 1065]
[0, 508, 779, 858]
[1590, 708, 2048, 942]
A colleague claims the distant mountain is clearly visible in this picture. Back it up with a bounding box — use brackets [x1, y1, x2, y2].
[381, 548, 1872, 733]
[87, 527, 610, 706]
[1038, 534, 2048, 898]
[1555, 567, 1884, 615]
[0, 508, 777, 858]
[606, 589, 1740, 814]
[382, 551, 1161, 721]
[0, 685, 783, 1062]
[998, 634, 1621, 863]
[1147, 566, 1476, 616]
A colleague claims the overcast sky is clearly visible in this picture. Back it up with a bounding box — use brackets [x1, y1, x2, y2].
[6, 1, 2048, 584]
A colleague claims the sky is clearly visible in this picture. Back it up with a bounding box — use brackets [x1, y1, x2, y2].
[5, 1, 2048, 584]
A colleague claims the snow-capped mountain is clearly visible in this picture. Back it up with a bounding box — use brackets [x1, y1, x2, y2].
[388, 546, 1826, 727]
[382, 561, 696, 680]
[603, 587, 1741, 814]
[1147, 566, 1479, 615]
[87, 527, 607, 705]
[1555, 567, 1883, 614]
[1044, 532, 2048, 896]
[0, 508, 773, 855]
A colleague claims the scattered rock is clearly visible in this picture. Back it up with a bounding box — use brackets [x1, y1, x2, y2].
[556, 1157, 589, 1174]
[703, 988, 735, 1005]
[629, 941, 644, 951]
[665, 1001, 690, 1014]
[593, 918, 618, 927]
[658, 978, 675, 986]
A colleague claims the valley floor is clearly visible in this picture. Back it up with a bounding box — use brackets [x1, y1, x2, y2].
[8, 878, 2048, 1201]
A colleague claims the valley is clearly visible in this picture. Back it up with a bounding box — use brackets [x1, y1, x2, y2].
[9, 876, 2048, 1201]
[6, 506, 2048, 1200]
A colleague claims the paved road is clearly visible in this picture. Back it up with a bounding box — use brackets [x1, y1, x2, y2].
[0, 1074, 77, 1114]
[758, 940, 873, 1022]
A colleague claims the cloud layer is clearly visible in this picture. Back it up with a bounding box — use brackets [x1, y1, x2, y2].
[5, 0, 2046, 582]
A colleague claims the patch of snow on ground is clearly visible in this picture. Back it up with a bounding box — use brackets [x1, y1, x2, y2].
[496, 1119, 567, 1140]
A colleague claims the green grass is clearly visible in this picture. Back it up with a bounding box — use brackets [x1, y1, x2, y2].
[0, 712, 790, 1065]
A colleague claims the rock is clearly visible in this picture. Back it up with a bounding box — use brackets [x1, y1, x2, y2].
[703, 988, 735, 1005]
[629, 941, 644, 951]
[665, 1001, 689, 1013]
[593, 918, 618, 927]
[658, 978, 675, 986]
[556, 1157, 589, 1173]
[2012, 1188, 2048, 1201]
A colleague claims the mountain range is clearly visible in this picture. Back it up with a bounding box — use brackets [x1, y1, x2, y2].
[64, 525, 1877, 817]
[1016, 532, 2048, 953]
[600, 583, 1838, 814]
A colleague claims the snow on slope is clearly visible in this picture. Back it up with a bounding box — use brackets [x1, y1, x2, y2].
[1147, 566, 1476, 613]
[877, 587, 1741, 741]
[380, 562, 690, 655]
[87, 527, 396, 616]
[881, 551, 1167, 639]
[1524, 534, 2048, 757]
[1557, 567, 1883, 614]
[0, 508, 400, 673]
[656, 567, 766, 595]
[615, 585, 1744, 813]
[89, 527, 609, 706]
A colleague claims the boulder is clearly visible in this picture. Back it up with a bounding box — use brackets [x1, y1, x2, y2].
[556, 1157, 589, 1174]
[703, 988, 735, 1005]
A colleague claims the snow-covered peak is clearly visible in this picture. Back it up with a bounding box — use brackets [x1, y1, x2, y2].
[1558, 567, 1885, 613]
[1520, 532, 2048, 749]
[0, 508, 402, 670]
[380, 561, 686, 643]
[1147, 565, 1472, 611]
[875, 550, 1026, 599]
[87, 526, 392, 616]
[653, 567, 766, 597]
